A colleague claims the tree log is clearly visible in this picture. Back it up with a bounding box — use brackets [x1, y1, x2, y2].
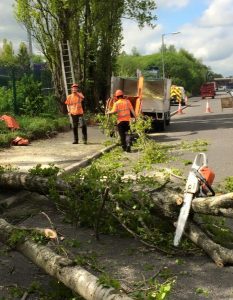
[151, 190, 233, 219]
[0, 219, 132, 300]
[192, 193, 233, 217]
[0, 172, 70, 194]
[185, 220, 233, 267]
[3, 171, 233, 267]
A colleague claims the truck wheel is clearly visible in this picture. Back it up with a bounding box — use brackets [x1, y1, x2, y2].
[158, 119, 165, 131]
[165, 118, 170, 126]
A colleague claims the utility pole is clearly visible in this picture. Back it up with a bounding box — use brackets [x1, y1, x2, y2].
[161, 32, 181, 79]
[11, 67, 18, 115]
[27, 28, 33, 70]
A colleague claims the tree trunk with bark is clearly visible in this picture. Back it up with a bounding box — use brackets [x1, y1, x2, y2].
[0, 172, 70, 194]
[0, 218, 132, 300]
[2, 173, 233, 266]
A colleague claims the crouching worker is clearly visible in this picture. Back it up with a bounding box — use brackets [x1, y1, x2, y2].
[65, 83, 87, 144]
[107, 89, 136, 152]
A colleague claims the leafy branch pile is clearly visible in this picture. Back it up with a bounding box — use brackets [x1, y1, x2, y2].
[39, 144, 191, 255]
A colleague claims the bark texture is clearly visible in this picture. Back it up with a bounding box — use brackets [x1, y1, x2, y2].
[0, 219, 132, 300]
[192, 193, 233, 217]
[185, 220, 233, 267]
[0, 172, 70, 194]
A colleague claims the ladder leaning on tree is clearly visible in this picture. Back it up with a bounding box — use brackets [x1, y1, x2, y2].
[59, 40, 75, 125]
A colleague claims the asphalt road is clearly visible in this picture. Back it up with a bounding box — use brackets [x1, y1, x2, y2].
[155, 91, 233, 184]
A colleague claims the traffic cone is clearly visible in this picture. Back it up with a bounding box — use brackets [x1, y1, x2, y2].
[205, 99, 212, 113]
[177, 102, 184, 114]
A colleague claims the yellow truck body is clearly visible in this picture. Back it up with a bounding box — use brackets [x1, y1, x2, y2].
[170, 85, 185, 105]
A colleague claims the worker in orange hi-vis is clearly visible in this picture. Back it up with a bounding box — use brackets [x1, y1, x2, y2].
[65, 83, 87, 144]
[107, 89, 136, 152]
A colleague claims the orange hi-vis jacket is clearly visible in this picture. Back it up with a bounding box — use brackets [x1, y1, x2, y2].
[65, 92, 84, 115]
[110, 98, 134, 124]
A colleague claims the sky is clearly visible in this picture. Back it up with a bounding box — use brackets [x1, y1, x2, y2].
[0, 0, 233, 77]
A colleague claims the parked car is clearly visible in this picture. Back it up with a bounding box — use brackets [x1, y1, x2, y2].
[217, 86, 226, 91]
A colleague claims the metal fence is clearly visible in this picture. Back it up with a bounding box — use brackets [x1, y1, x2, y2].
[0, 63, 53, 90]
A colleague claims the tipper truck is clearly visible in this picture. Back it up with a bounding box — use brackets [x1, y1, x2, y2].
[106, 76, 172, 131]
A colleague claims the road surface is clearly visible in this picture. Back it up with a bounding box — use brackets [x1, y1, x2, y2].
[154, 91, 233, 184]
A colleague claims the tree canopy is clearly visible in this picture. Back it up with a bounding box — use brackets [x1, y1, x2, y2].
[14, 0, 157, 112]
[117, 46, 220, 95]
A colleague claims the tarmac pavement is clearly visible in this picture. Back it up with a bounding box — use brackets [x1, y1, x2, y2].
[1, 125, 109, 173]
[154, 92, 233, 184]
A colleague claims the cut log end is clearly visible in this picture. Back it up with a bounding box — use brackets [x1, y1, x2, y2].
[216, 261, 224, 268]
[175, 195, 183, 205]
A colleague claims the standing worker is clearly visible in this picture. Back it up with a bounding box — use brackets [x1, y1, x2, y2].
[65, 83, 87, 144]
[107, 89, 136, 152]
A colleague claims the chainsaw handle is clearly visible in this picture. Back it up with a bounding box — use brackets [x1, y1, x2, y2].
[193, 169, 215, 196]
[192, 152, 207, 170]
[205, 181, 215, 196]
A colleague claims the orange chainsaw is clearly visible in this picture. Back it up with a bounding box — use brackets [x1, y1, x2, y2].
[173, 153, 215, 246]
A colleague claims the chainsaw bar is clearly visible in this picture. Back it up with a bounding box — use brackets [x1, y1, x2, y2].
[173, 192, 193, 246]
[173, 153, 215, 247]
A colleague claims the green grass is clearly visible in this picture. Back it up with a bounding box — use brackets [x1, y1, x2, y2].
[0, 115, 69, 147]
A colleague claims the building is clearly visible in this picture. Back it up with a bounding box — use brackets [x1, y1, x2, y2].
[214, 77, 233, 90]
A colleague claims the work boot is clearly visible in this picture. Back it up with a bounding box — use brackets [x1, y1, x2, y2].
[82, 125, 87, 143]
[126, 145, 131, 153]
[72, 128, 78, 144]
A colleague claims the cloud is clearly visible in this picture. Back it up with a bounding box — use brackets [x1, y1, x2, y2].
[199, 0, 233, 27]
[182, 0, 233, 74]
[0, 0, 27, 51]
[122, 0, 233, 76]
[156, 0, 190, 9]
[122, 21, 162, 54]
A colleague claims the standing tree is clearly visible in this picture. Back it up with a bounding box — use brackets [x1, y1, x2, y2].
[16, 42, 31, 74]
[0, 39, 16, 66]
[14, 0, 157, 112]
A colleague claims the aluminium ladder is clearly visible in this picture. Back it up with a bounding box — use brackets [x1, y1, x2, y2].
[59, 40, 75, 96]
[59, 40, 75, 125]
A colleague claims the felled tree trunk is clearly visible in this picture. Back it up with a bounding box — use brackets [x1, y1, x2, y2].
[192, 192, 233, 217]
[2, 172, 233, 266]
[0, 219, 132, 300]
[0, 172, 70, 194]
[147, 189, 233, 266]
[185, 220, 233, 267]
[150, 189, 233, 219]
